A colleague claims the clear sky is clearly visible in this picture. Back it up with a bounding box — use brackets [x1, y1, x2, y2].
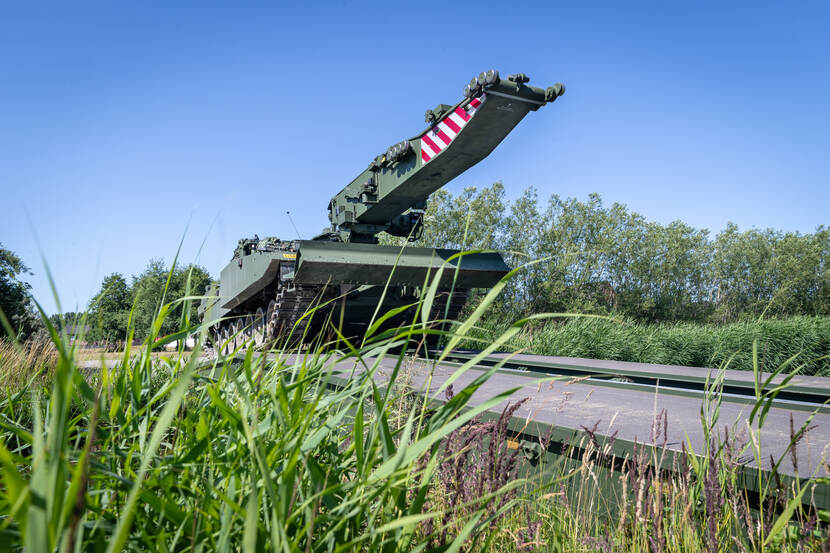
[2, 1, 828, 315]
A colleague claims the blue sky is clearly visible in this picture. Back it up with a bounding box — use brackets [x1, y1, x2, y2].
[1, 1, 828, 315]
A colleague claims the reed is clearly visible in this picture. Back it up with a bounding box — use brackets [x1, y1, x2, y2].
[0, 257, 536, 552]
[462, 315, 830, 376]
[0, 256, 826, 551]
[0, 336, 58, 392]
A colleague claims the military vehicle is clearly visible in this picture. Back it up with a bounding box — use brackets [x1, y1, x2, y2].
[199, 70, 565, 351]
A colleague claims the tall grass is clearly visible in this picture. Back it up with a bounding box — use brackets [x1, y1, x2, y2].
[0, 336, 58, 393]
[389, 345, 830, 552]
[462, 316, 830, 376]
[0, 255, 827, 551]
[523, 387, 827, 553]
[0, 258, 541, 552]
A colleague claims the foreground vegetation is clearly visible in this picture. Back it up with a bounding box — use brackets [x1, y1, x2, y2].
[1, 271, 553, 551]
[1, 264, 828, 551]
[463, 315, 830, 376]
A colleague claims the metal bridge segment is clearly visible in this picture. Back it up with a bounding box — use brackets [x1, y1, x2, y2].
[430, 351, 830, 412]
[323, 71, 565, 244]
[193, 347, 830, 509]
[312, 351, 830, 510]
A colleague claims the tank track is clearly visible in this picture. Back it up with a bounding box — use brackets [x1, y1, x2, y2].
[268, 284, 329, 345]
[425, 289, 469, 325]
[210, 284, 328, 354]
[420, 289, 469, 346]
[211, 284, 470, 354]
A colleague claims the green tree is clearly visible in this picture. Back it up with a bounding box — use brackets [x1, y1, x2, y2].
[130, 259, 168, 341]
[421, 183, 507, 250]
[536, 193, 631, 315]
[48, 311, 83, 334]
[711, 224, 830, 321]
[501, 186, 543, 314]
[88, 274, 131, 342]
[379, 184, 829, 324]
[168, 263, 212, 334]
[0, 243, 40, 340]
[130, 260, 211, 341]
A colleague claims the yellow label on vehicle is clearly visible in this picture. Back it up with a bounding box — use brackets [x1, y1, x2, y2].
[282, 253, 297, 259]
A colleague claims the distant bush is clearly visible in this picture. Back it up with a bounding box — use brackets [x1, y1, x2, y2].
[388, 184, 830, 324]
[463, 315, 830, 376]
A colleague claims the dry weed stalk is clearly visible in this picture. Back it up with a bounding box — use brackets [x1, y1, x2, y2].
[0, 337, 58, 391]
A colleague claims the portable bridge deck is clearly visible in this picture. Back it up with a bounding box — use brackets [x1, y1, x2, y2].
[319, 350, 830, 510]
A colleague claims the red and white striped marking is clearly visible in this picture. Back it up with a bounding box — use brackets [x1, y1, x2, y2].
[420, 95, 485, 164]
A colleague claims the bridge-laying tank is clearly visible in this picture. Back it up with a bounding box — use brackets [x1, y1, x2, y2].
[199, 70, 565, 350]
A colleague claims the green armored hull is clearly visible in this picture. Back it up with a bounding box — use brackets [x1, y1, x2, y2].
[293, 241, 509, 288]
[200, 70, 564, 350]
[201, 241, 508, 348]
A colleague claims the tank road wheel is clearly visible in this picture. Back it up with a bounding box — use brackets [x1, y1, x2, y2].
[230, 321, 241, 352]
[243, 315, 254, 348]
[235, 320, 245, 351]
[266, 300, 279, 343]
[212, 327, 222, 353]
[221, 327, 230, 356]
[254, 307, 266, 348]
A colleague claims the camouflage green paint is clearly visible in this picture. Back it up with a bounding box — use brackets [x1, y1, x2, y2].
[326, 75, 565, 243]
[203, 70, 565, 342]
[294, 240, 509, 288]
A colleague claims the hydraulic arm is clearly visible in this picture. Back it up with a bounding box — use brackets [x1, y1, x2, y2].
[319, 70, 565, 244]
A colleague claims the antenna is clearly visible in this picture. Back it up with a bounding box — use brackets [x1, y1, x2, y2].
[286, 211, 301, 240]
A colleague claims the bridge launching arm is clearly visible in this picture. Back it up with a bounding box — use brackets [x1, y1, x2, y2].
[320, 70, 565, 244]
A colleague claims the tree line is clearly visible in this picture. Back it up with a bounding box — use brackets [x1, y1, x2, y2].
[385, 183, 830, 324]
[0, 245, 211, 343]
[79, 260, 212, 343]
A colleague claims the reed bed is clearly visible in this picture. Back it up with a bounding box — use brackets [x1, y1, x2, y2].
[0, 260, 544, 552]
[462, 316, 830, 376]
[0, 260, 827, 551]
[0, 336, 59, 392]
